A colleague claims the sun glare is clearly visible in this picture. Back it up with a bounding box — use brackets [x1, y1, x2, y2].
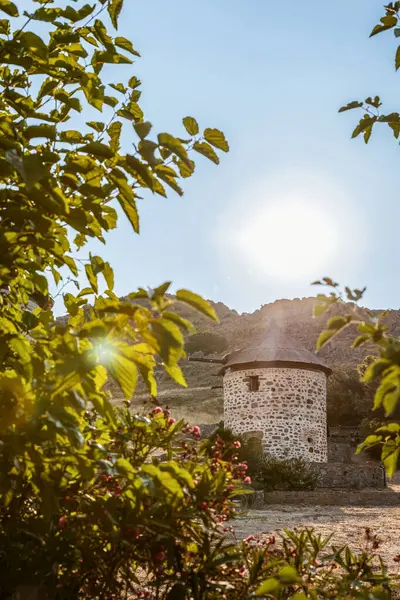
[216, 171, 365, 286]
[235, 200, 338, 281]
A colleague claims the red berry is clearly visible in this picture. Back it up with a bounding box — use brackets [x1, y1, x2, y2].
[168, 417, 176, 426]
[201, 501, 208, 510]
[152, 407, 163, 415]
[232, 441, 241, 449]
[243, 476, 252, 485]
[58, 516, 68, 530]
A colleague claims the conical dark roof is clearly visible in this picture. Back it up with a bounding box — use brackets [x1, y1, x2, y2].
[220, 320, 331, 375]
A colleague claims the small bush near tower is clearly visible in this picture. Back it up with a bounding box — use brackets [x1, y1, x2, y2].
[204, 427, 320, 491]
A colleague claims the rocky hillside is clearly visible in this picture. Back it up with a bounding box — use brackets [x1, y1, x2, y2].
[58, 295, 400, 422]
[149, 296, 400, 394]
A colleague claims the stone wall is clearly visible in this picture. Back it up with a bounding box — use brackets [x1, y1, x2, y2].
[327, 441, 352, 464]
[242, 488, 399, 508]
[314, 462, 385, 489]
[223, 367, 327, 462]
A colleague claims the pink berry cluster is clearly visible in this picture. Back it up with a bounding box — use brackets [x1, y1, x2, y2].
[150, 406, 176, 427]
[184, 423, 201, 438]
[208, 435, 252, 486]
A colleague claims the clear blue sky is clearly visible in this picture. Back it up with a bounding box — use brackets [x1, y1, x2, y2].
[55, 2, 400, 313]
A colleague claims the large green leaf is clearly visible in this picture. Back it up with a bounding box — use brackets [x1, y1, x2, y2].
[164, 363, 186, 387]
[24, 125, 56, 140]
[175, 158, 195, 178]
[142, 464, 184, 498]
[108, 0, 123, 29]
[86, 121, 105, 133]
[382, 441, 400, 478]
[115, 36, 140, 56]
[396, 45, 400, 70]
[37, 78, 58, 101]
[20, 155, 48, 187]
[20, 32, 48, 60]
[79, 142, 114, 159]
[204, 128, 229, 152]
[159, 461, 194, 488]
[125, 154, 155, 189]
[255, 578, 280, 595]
[370, 14, 397, 37]
[85, 263, 98, 293]
[103, 262, 114, 290]
[107, 347, 138, 399]
[134, 121, 152, 139]
[316, 329, 337, 351]
[158, 133, 190, 166]
[0, 0, 18, 17]
[163, 311, 195, 334]
[351, 114, 377, 139]
[79, 320, 108, 339]
[193, 141, 219, 164]
[51, 370, 81, 398]
[116, 457, 135, 476]
[183, 116, 199, 136]
[108, 121, 122, 153]
[150, 318, 184, 366]
[176, 289, 218, 321]
[338, 101, 363, 113]
[117, 194, 139, 233]
[0, 18, 9, 34]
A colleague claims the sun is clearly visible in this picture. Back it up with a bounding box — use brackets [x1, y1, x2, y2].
[235, 200, 338, 281]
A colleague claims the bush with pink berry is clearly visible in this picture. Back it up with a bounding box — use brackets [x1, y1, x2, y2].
[205, 428, 319, 491]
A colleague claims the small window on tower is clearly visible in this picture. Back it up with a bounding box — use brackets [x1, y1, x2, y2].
[248, 376, 260, 392]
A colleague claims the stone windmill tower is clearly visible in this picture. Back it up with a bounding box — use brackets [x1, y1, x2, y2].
[219, 321, 331, 462]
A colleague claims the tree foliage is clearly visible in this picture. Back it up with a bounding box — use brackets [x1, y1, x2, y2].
[314, 4, 400, 476]
[338, 2, 400, 144]
[327, 366, 375, 427]
[314, 279, 400, 475]
[186, 332, 229, 356]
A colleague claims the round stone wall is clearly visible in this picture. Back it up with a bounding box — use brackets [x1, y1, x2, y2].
[223, 367, 327, 462]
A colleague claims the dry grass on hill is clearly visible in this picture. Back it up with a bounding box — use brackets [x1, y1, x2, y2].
[111, 386, 223, 425]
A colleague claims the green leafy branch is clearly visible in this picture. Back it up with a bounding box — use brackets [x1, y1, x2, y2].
[313, 278, 400, 475]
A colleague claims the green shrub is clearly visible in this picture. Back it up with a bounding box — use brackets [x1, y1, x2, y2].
[253, 454, 320, 491]
[186, 332, 229, 356]
[327, 365, 374, 427]
[205, 427, 319, 491]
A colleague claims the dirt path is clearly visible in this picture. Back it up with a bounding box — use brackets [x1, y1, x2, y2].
[232, 505, 400, 574]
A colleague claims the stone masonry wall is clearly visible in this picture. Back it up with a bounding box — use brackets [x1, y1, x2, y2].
[224, 367, 327, 462]
[314, 463, 385, 489]
[327, 441, 352, 464]
[242, 487, 396, 508]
